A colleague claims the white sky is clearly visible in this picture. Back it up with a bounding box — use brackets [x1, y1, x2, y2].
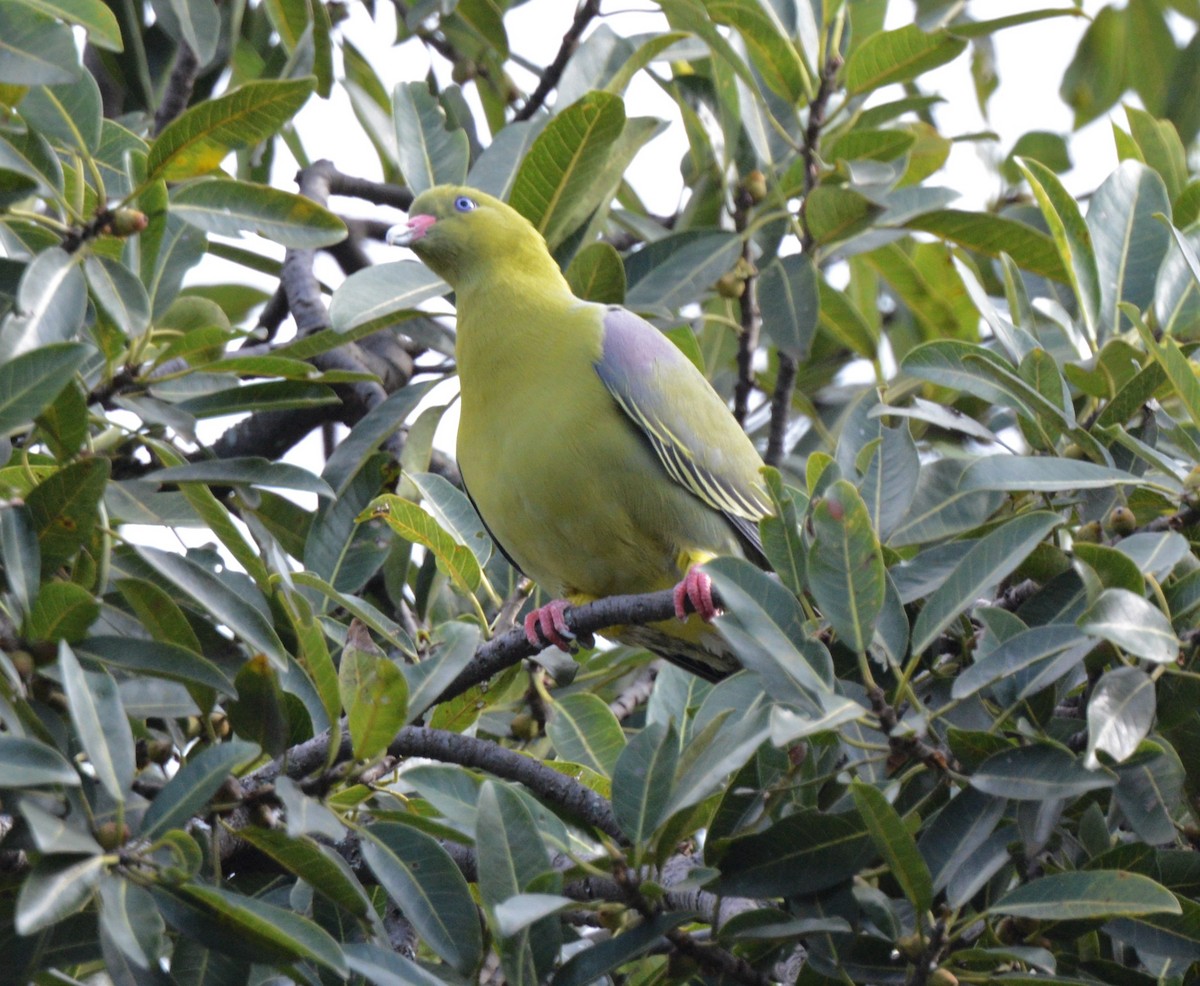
[293, 0, 1123, 221]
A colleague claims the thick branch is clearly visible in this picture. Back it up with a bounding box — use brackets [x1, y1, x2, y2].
[513, 0, 601, 121]
[388, 727, 624, 841]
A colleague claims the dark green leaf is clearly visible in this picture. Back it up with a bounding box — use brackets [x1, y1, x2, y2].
[360, 822, 482, 973]
[993, 870, 1180, 920]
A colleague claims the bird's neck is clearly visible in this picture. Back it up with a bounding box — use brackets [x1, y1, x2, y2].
[454, 263, 597, 405]
[454, 258, 578, 352]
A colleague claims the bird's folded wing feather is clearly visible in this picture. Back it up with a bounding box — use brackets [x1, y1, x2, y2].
[594, 306, 768, 554]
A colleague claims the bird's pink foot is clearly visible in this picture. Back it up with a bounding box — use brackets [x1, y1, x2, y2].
[524, 599, 575, 651]
[674, 567, 717, 622]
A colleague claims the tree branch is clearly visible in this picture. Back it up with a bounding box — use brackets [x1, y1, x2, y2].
[513, 0, 601, 121]
[732, 184, 759, 427]
[766, 52, 841, 466]
[154, 42, 199, 136]
[437, 586, 718, 705]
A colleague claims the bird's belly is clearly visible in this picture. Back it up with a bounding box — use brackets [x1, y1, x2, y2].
[458, 383, 733, 599]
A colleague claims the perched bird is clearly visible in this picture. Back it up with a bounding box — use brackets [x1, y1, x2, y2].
[387, 186, 768, 680]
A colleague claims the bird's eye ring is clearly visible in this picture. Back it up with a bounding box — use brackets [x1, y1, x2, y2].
[454, 196, 477, 212]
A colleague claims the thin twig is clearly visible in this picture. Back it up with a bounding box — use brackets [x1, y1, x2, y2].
[732, 185, 759, 426]
[765, 52, 841, 466]
[513, 0, 601, 121]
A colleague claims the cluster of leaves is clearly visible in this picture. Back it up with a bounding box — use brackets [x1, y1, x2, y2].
[2, 0, 1200, 984]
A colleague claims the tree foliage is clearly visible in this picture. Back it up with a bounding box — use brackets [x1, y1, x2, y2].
[2, 0, 1200, 983]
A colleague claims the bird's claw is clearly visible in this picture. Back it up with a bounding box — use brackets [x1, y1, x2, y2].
[524, 599, 576, 652]
[674, 567, 718, 622]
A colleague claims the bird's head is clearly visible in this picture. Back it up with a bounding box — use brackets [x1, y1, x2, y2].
[386, 185, 555, 290]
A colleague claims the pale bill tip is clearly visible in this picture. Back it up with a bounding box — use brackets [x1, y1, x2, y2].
[386, 223, 414, 247]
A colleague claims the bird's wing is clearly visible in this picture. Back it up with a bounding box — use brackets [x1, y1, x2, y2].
[593, 305, 769, 557]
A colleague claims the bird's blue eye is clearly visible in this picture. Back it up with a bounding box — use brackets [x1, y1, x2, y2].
[454, 196, 477, 212]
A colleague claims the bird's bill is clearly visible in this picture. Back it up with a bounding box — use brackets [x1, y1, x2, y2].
[386, 213, 437, 247]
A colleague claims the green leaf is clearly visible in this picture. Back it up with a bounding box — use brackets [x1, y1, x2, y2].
[343, 943, 449, 986]
[993, 870, 1180, 920]
[12, 0, 122, 51]
[329, 260, 447, 334]
[547, 693, 625, 779]
[147, 78, 315, 181]
[611, 720, 676, 845]
[757, 253, 818, 361]
[807, 479, 886, 653]
[1017, 158, 1101, 344]
[1126, 105, 1188, 203]
[361, 494, 482, 594]
[805, 185, 884, 247]
[84, 256, 150, 338]
[1106, 894, 1200, 963]
[476, 780, 559, 985]
[409, 471, 493, 567]
[565, 241, 626, 304]
[360, 822, 482, 973]
[173, 380, 339, 417]
[952, 624, 1092, 701]
[133, 545, 288, 669]
[19, 72, 102, 153]
[147, 459, 334, 499]
[171, 179, 346, 248]
[971, 745, 1116, 801]
[758, 468, 806, 597]
[1078, 588, 1180, 664]
[0, 127, 64, 195]
[0, 734, 79, 786]
[960, 456, 1144, 492]
[1085, 667, 1155, 768]
[714, 810, 872, 897]
[139, 738, 260, 840]
[911, 511, 1060, 654]
[706, 0, 810, 102]
[1073, 542, 1145, 594]
[157, 0, 218, 64]
[15, 855, 105, 934]
[509, 90, 626, 250]
[160, 884, 347, 975]
[404, 621, 480, 724]
[888, 457, 1005, 547]
[845, 24, 967, 94]
[0, 504, 39, 616]
[0, 2, 79, 84]
[339, 621, 408, 760]
[77, 637, 234, 696]
[392, 81, 469, 194]
[26, 456, 109, 573]
[466, 118, 548, 200]
[851, 781, 933, 916]
[906, 209, 1066, 282]
[0, 342, 87, 437]
[1087, 161, 1171, 339]
[624, 230, 742, 315]
[553, 914, 691, 986]
[237, 827, 370, 918]
[918, 788, 1007, 893]
[24, 581, 97, 641]
[0, 247, 87, 360]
